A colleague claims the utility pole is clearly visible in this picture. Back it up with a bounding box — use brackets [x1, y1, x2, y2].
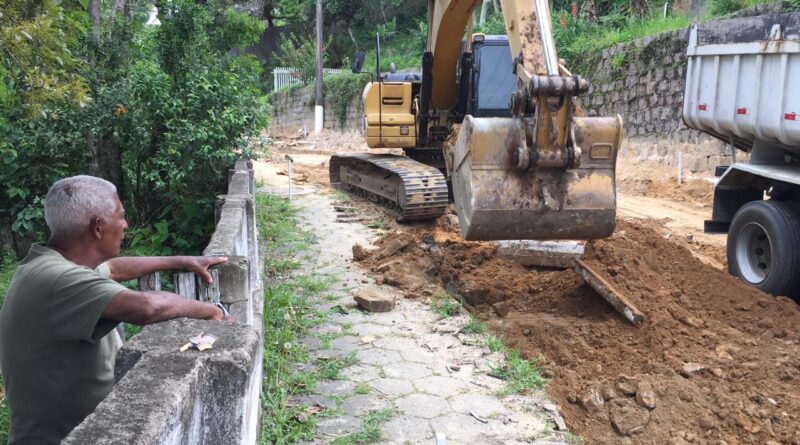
[314, 0, 324, 135]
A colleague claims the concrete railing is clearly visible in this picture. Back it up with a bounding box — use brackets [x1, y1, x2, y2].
[65, 159, 263, 444]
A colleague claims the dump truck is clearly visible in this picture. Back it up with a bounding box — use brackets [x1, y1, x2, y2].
[683, 13, 800, 298]
[331, 0, 623, 241]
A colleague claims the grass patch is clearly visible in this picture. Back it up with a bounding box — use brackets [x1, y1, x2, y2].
[354, 383, 371, 395]
[258, 192, 347, 443]
[490, 349, 547, 396]
[431, 294, 461, 318]
[365, 220, 385, 230]
[483, 334, 505, 353]
[331, 189, 351, 202]
[316, 352, 358, 380]
[257, 193, 315, 276]
[330, 406, 397, 445]
[556, 14, 692, 66]
[462, 315, 487, 335]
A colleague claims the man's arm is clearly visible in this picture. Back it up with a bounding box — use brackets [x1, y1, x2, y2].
[101, 289, 226, 325]
[105, 256, 227, 283]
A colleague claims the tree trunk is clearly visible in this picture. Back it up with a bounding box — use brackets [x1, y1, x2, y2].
[479, 0, 491, 26]
[347, 27, 358, 51]
[87, 0, 101, 176]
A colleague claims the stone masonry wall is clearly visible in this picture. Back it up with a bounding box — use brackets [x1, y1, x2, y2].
[574, 27, 734, 172]
[270, 84, 363, 136]
[576, 2, 789, 171]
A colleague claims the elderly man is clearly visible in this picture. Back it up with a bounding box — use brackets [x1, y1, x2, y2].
[0, 175, 230, 444]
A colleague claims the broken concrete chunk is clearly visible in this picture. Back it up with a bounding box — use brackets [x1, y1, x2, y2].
[352, 286, 396, 313]
[635, 383, 657, 409]
[615, 375, 639, 396]
[492, 301, 512, 317]
[352, 244, 370, 261]
[377, 238, 409, 259]
[580, 390, 605, 412]
[496, 240, 585, 268]
[375, 259, 402, 273]
[445, 214, 460, 227]
[668, 305, 703, 328]
[601, 385, 619, 401]
[610, 399, 651, 436]
[681, 362, 706, 377]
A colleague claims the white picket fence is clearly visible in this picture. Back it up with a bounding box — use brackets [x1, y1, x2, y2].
[273, 67, 347, 91]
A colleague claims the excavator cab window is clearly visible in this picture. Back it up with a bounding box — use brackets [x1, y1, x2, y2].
[472, 40, 515, 117]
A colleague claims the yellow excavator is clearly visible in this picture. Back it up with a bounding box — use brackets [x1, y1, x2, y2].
[330, 0, 623, 241]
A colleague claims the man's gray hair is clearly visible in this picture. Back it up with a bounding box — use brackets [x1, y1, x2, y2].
[45, 175, 118, 239]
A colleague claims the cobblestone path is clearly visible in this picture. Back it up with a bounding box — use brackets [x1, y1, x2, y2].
[287, 191, 574, 445]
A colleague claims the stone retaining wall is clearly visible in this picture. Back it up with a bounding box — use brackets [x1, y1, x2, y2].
[64, 160, 263, 444]
[270, 85, 363, 136]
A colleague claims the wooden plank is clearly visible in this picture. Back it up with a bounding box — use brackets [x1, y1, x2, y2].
[138, 272, 161, 292]
[570, 259, 646, 326]
[174, 272, 198, 299]
[197, 269, 220, 303]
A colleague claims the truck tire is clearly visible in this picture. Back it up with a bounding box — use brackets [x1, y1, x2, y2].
[727, 200, 800, 299]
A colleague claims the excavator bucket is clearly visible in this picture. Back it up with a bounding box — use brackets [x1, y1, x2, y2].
[446, 115, 623, 241]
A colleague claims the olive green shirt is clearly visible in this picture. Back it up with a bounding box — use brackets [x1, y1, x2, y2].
[0, 244, 127, 444]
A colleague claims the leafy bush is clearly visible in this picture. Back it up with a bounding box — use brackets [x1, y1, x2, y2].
[107, 0, 269, 254]
[276, 33, 331, 83]
[1, 0, 270, 256]
[323, 73, 370, 127]
[709, 0, 750, 15]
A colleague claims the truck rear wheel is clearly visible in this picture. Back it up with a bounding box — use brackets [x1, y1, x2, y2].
[727, 200, 800, 299]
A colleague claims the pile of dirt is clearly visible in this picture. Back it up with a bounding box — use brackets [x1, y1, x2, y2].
[617, 157, 715, 207]
[356, 217, 800, 445]
[619, 177, 714, 207]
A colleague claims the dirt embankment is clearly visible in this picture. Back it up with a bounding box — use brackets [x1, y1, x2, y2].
[355, 217, 800, 445]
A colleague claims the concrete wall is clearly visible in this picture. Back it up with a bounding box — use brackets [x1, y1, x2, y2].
[64, 160, 264, 444]
[270, 84, 363, 136]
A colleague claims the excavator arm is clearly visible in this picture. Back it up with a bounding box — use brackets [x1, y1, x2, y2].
[427, 0, 624, 240]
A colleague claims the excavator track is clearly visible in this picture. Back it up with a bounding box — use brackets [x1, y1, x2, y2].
[329, 153, 449, 221]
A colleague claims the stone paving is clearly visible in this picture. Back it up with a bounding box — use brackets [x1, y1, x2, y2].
[283, 190, 574, 445]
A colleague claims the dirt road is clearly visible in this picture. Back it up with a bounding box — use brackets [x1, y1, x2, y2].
[264, 134, 800, 444]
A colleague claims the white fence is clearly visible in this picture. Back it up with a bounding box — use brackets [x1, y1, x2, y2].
[272, 67, 347, 91]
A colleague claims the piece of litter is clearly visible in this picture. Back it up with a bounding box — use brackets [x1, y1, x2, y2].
[179, 332, 218, 352]
[469, 411, 488, 423]
[331, 305, 349, 315]
[435, 432, 447, 445]
[361, 335, 376, 344]
[470, 380, 490, 389]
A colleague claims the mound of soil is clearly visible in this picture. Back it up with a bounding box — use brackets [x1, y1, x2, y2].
[357, 217, 800, 445]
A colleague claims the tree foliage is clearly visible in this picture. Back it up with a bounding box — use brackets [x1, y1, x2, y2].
[0, 0, 269, 255]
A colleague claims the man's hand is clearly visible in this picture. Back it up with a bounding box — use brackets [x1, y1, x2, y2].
[184, 256, 228, 283]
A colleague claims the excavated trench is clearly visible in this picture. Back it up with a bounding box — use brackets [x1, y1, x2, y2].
[356, 214, 800, 445]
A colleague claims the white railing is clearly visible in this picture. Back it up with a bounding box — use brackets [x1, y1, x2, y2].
[272, 67, 347, 91]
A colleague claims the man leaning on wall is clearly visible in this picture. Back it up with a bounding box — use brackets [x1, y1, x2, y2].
[0, 175, 232, 444]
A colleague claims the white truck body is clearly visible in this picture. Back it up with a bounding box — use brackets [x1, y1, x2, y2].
[682, 13, 800, 298]
[683, 18, 800, 151]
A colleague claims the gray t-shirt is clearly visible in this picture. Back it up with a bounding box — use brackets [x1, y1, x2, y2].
[0, 244, 128, 444]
